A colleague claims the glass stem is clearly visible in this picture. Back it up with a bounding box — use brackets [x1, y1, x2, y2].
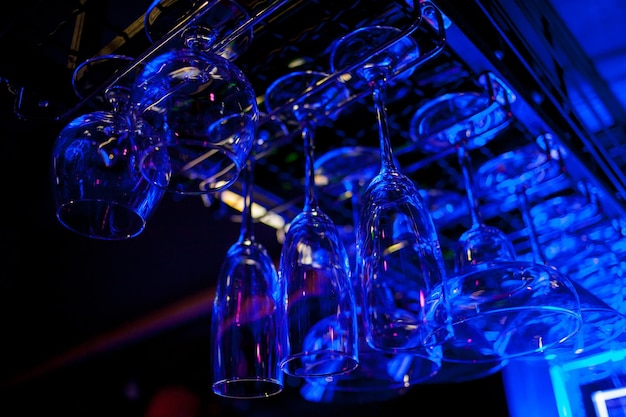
[372, 80, 397, 173]
[349, 181, 361, 233]
[457, 142, 483, 227]
[302, 124, 318, 212]
[239, 155, 255, 243]
[517, 186, 547, 265]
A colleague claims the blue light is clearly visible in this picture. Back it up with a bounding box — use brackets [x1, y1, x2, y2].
[504, 348, 626, 417]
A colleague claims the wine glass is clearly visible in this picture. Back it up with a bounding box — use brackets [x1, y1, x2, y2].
[298, 145, 440, 403]
[265, 70, 359, 378]
[407, 82, 518, 379]
[518, 184, 626, 361]
[130, 0, 258, 195]
[475, 143, 626, 362]
[409, 74, 517, 270]
[452, 143, 518, 269]
[51, 54, 166, 240]
[330, 25, 453, 354]
[445, 154, 581, 360]
[210, 131, 287, 399]
[494, 152, 626, 417]
[409, 85, 584, 363]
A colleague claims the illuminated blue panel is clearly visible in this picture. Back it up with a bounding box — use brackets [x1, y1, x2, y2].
[504, 349, 626, 417]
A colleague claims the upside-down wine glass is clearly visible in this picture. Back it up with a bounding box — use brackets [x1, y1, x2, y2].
[409, 72, 517, 271]
[330, 25, 453, 355]
[445, 148, 582, 360]
[408, 79, 525, 380]
[210, 121, 288, 399]
[531, 192, 625, 317]
[520, 187, 626, 417]
[52, 54, 166, 240]
[130, 0, 258, 195]
[476, 141, 626, 362]
[478, 143, 626, 417]
[299, 146, 441, 403]
[265, 70, 359, 378]
[520, 188, 626, 361]
[410, 83, 584, 365]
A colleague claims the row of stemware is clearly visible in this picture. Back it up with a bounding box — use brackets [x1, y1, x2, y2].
[47, 0, 626, 404]
[212, 18, 619, 402]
